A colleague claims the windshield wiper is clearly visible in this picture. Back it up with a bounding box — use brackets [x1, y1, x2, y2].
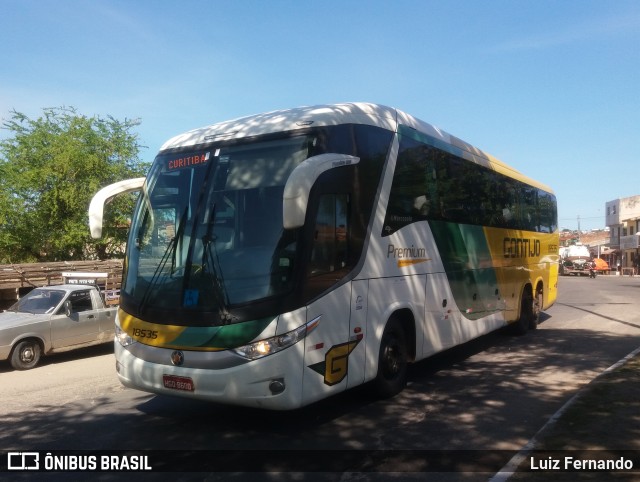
[137, 235, 176, 314]
[200, 203, 235, 324]
[138, 205, 189, 314]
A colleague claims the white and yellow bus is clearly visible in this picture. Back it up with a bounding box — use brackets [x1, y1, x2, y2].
[90, 103, 559, 410]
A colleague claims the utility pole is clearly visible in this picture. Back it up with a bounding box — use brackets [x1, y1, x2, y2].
[577, 215, 581, 242]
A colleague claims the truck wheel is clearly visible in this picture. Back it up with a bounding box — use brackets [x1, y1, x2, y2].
[10, 340, 42, 370]
[373, 317, 408, 398]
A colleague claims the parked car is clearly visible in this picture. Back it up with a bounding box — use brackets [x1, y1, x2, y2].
[0, 285, 117, 370]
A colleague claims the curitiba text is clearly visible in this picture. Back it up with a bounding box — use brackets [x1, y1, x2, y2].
[167, 152, 210, 170]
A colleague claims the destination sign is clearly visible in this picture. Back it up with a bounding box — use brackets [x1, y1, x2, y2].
[166, 151, 210, 171]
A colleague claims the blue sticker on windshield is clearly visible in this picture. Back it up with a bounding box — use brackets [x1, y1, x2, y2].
[183, 289, 199, 307]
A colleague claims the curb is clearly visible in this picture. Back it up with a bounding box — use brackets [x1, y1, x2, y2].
[489, 344, 640, 481]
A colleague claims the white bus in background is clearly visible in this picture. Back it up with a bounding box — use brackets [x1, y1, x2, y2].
[90, 103, 559, 410]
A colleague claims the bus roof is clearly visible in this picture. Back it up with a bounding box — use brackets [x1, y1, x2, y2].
[160, 102, 553, 194]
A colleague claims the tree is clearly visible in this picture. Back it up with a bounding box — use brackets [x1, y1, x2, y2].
[0, 107, 150, 262]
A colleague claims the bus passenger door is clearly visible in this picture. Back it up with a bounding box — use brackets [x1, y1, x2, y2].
[347, 279, 368, 389]
[301, 192, 362, 404]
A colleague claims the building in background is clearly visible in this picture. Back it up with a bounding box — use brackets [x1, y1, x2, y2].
[606, 195, 640, 274]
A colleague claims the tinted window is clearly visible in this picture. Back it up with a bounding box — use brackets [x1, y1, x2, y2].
[383, 128, 557, 235]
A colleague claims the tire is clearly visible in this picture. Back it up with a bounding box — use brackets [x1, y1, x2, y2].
[373, 318, 408, 398]
[530, 289, 543, 330]
[10, 339, 42, 370]
[510, 289, 533, 336]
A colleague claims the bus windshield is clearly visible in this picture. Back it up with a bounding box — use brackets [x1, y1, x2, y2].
[123, 136, 308, 322]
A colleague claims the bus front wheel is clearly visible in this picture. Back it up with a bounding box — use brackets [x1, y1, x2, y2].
[373, 317, 408, 398]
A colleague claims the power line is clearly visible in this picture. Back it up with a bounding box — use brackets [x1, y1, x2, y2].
[558, 215, 604, 221]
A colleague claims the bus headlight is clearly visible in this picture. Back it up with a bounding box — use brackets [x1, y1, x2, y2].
[233, 316, 321, 360]
[115, 324, 136, 347]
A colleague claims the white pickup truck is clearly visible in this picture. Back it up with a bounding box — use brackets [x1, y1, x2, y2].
[0, 284, 117, 370]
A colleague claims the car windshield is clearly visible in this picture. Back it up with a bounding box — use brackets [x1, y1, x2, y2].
[8, 289, 65, 314]
[122, 136, 308, 322]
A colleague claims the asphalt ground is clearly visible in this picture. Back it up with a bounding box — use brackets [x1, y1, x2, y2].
[496, 342, 640, 481]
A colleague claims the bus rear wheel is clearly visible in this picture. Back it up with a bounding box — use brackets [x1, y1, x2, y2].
[373, 317, 408, 398]
[510, 289, 534, 336]
[530, 289, 543, 330]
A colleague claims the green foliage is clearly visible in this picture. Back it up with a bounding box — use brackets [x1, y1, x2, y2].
[0, 107, 150, 262]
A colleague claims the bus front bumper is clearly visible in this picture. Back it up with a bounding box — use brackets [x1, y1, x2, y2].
[114, 341, 306, 410]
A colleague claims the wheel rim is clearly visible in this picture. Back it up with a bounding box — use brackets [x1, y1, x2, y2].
[533, 293, 542, 319]
[21, 345, 35, 364]
[382, 336, 402, 379]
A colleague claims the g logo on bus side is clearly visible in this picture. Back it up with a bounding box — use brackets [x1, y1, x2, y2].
[308, 339, 361, 386]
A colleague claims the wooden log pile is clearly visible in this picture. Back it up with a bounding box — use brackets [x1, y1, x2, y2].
[0, 260, 123, 291]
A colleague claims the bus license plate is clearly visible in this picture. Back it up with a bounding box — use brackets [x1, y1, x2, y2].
[163, 375, 194, 392]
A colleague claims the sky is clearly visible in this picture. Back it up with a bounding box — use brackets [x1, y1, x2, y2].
[1, 0, 639, 232]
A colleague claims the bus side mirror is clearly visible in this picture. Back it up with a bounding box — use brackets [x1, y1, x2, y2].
[282, 153, 359, 229]
[89, 177, 146, 238]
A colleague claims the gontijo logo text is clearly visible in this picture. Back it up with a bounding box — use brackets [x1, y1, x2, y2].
[503, 237, 541, 258]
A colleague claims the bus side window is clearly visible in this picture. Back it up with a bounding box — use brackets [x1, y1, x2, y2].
[309, 194, 349, 276]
